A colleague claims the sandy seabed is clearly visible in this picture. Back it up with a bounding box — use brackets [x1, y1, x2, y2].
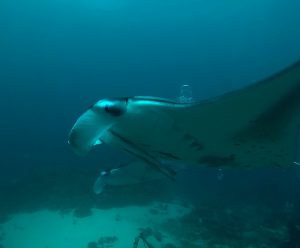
[0, 202, 191, 248]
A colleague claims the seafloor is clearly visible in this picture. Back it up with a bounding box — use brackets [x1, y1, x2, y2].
[0, 165, 300, 248]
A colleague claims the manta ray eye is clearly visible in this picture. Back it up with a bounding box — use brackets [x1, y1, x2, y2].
[104, 101, 126, 116]
[92, 98, 127, 116]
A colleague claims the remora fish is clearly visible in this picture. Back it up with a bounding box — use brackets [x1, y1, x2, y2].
[69, 61, 300, 177]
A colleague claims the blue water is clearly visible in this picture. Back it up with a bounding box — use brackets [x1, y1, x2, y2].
[1, 0, 300, 247]
[1, 0, 300, 175]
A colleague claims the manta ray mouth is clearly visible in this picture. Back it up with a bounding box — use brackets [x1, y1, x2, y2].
[68, 108, 112, 155]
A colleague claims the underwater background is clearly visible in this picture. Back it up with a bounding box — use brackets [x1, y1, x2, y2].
[1, 0, 300, 247]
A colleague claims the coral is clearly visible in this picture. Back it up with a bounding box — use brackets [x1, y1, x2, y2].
[160, 203, 294, 248]
[87, 236, 118, 248]
[87, 241, 98, 248]
[138, 227, 153, 238]
[153, 230, 164, 242]
[98, 236, 118, 248]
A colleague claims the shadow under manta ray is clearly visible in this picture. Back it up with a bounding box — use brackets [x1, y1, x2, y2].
[68, 60, 300, 179]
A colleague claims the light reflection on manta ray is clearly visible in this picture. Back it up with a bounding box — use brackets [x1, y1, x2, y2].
[68, 61, 300, 180]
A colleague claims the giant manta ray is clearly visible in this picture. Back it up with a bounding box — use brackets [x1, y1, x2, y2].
[68, 61, 300, 179]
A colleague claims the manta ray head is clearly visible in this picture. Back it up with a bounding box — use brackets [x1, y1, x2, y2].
[68, 98, 128, 155]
